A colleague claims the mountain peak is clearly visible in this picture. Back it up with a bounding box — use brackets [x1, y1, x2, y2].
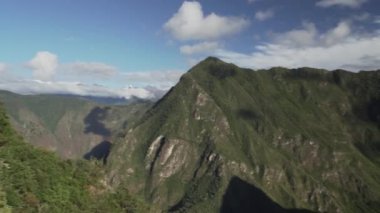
[106, 55, 380, 212]
[186, 56, 239, 82]
[203, 56, 223, 63]
[191, 56, 232, 69]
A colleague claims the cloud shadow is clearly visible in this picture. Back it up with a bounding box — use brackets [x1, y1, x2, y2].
[84, 106, 111, 137]
[83, 107, 112, 164]
[83, 140, 112, 164]
[220, 176, 316, 213]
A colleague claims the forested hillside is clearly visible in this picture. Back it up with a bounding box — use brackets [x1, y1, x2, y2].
[0, 103, 148, 212]
[0, 90, 150, 159]
[107, 57, 380, 213]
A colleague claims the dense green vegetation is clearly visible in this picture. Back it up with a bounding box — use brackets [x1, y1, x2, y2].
[108, 57, 380, 212]
[0, 90, 151, 159]
[0, 104, 148, 212]
[1, 57, 379, 212]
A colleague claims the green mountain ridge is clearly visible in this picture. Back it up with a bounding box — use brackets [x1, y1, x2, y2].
[1, 57, 379, 212]
[106, 57, 380, 212]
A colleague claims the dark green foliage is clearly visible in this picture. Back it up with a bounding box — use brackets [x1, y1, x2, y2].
[0, 103, 148, 212]
[208, 62, 237, 79]
[0, 90, 151, 159]
[107, 57, 380, 213]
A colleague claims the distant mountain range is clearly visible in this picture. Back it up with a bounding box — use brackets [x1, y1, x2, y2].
[55, 94, 153, 105]
[1, 57, 379, 212]
[0, 90, 151, 159]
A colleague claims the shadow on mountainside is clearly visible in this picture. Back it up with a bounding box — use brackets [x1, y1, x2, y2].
[83, 140, 112, 164]
[83, 107, 112, 164]
[237, 109, 260, 121]
[84, 106, 111, 137]
[220, 176, 316, 213]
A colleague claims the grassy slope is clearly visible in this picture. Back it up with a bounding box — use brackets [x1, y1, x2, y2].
[0, 91, 151, 159]
[108, 57, 380, 212]
[0, 103, 149, 212]
[0, 91, 87, 132]
[188, 58, 380, 212]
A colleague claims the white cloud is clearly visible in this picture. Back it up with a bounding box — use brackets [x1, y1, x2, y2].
[0, 63, 7, 74]
[274, 21, 352, 48]
[0, 79, 154, 99]
[353, 12, 370, 21]
[4, 51, 183, 99]
[374, 16, 380, 24]
[186, 57, 204, 67]
[63, 62, 118, 77]
[27, 51, 119, 81]
[27, 51, 58, 81]
[322, 21, 351, 46]
[255, 10, 274, 21]
[274, 22, 318, 47]
[180, 41, 220, 55]
[122, 70, 184, 89]
[144, 86, 168, 99]
[216, 36, 380, 71]
[215, 21, 380, 71]
[316, 0, 367, 8]
[164, 1, 249, 41]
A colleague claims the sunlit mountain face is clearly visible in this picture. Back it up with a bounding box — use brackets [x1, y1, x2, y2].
[0, 0, 380, 212]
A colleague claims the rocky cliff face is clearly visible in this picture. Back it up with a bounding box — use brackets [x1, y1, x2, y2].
[107, 57, 380, 212]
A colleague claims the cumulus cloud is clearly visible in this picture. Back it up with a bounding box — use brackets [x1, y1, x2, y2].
[322, 21, 351, 46]
[27, 51, 120, 81]
[273, 21, 351, 48]
[255, 10, 274, 21]
[316, 0, 367, 8]
[215, 21, 380, 71]
[63, 62, 118, 77]
[6, 51, 183, 99]
[274, 22, 318, 47]
[0, 79, 154, 99]
[374, 16, 380, 24]
[180, 41, 220, 55]
[164, 1, 249, 41]
[353, 12, 370, 21]
[144, 86, 168, 99]
[122, 70, 184, 88]
[0, 63, 7, 74]
[27, 51, 58, 81]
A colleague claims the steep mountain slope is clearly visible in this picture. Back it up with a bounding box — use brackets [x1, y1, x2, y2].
[0, 103, 148, 212]
[0, 91, 150, 159]
[107, 57, 380, 212]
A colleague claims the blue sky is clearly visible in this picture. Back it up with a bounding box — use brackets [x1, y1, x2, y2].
[0, 0, 379, 98]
